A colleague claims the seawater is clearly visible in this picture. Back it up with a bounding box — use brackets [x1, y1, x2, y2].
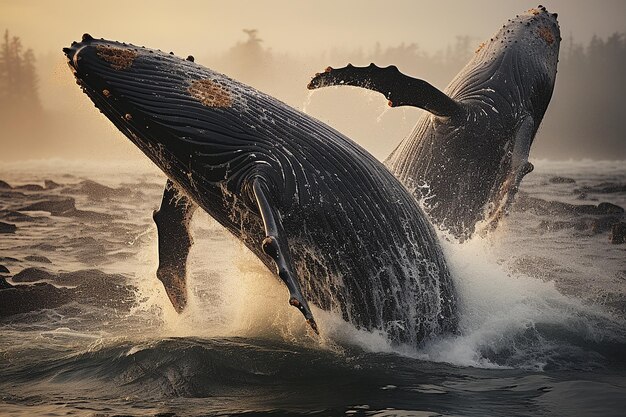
[0, 158, 625, 416]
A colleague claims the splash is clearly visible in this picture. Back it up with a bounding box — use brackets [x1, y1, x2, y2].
[418, 233, 626, 369]
[121, 198, 626, 371]
[13, 157, 614, 371]
[122, 208, 623, 371]
[301, 90, 316, 114]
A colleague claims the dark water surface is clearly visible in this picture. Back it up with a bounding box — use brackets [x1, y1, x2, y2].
[1, 159, 625, 416]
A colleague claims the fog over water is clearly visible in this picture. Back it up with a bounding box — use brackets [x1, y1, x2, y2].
[0, 0, 625, 161]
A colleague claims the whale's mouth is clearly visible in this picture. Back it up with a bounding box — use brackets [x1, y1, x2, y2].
[64, 35, 109, 104]
[63, 34, 143, 102]
[63, 34, 94, 74]
[62, 34, 154, 154]
[64, 33, 138, 72]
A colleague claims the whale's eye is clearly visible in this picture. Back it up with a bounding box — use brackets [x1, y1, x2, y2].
[96, 45, 138, 70]
[188, 78, 233, 108]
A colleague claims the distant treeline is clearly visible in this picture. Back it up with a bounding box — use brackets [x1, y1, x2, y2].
[210, 30, 626, 159]
[0, 29, 624, 160]
[0, 30, 41, 122]
[538, 34, 626, 158]
[208, 30, 474, 103]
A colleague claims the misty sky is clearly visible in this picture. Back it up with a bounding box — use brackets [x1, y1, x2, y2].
[1, 0, 625, 161]
[2, 0, 625, 57]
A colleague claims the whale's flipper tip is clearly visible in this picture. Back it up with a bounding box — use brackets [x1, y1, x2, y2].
[307, 318, 319, 335]
[289, 297, 319, 335]
[153, 180, 198, 314]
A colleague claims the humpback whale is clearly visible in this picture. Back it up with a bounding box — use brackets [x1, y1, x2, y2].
[64, 35, 456, 345]
[308, 6, 560, 239]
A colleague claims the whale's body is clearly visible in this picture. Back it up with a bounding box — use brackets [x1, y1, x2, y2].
[65, 36, 456, 345]
[309, 7, 561, 239]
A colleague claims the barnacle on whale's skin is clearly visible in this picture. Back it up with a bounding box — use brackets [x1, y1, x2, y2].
[187, 79, 233, 108]
[96, 45, 137, 70]
[537, 26, 555, 45]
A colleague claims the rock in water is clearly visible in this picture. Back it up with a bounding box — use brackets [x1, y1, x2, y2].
[63, 180, 132, 200]
[514, 194, 624, 216]
[0, 283, 74, 316]
[575, 182, 626, 194]
[610, 222, 626, 244]
[18, 197, 114, 220]
[0, 268, 138, 316]
[0, 221, 17, 234]
[15, 184, 45, 191]
[44, 180, 62, 189]
[11, 267, 56, 283]
[549, 176, 576, 184]
[0, 211, 34, 222]
[0, 276, 12, 289]
[24, 255, 52, 264]
[19, 197, 76, 215]
[597, 202, 624, 215]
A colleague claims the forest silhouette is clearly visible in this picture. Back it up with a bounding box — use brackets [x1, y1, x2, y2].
[0, 31, 42, 125]
[0, 29, 624, 160]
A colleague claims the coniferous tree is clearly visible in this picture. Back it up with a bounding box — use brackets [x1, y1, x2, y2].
[22, 48, 41, 113]
[0, 30, 10, 111]
[8, 34, 22, 103]
[0, 30, 42, 118]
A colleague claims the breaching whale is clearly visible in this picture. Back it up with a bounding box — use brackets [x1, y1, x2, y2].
[64, 35, 457, 345]
[308, 6, 560, 240]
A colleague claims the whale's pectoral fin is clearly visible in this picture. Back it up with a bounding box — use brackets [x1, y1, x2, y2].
[252, 179, 319, 334]
[307, 63, 461, 117]
[153, 179, 198, 313]
[511, 116, 536, 180]
[483, 116, 536, 234]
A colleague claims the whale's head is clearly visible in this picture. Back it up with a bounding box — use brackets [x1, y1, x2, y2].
[63, 35, 244, 187]
[454, 5, 560, 122]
